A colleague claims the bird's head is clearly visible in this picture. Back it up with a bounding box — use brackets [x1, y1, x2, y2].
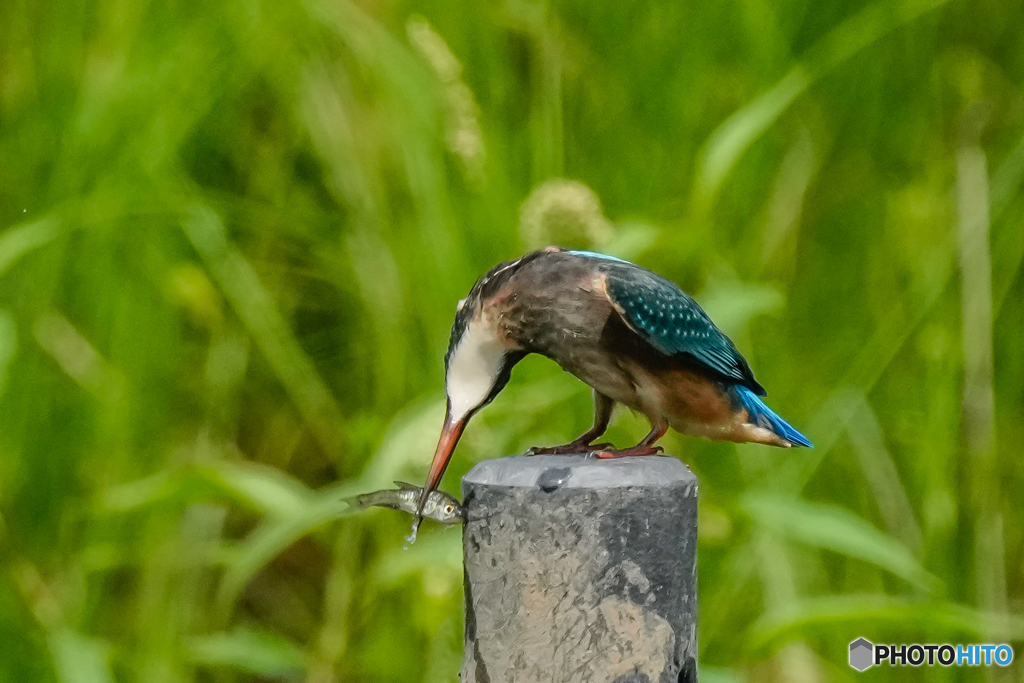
[417, 257, 529, 516]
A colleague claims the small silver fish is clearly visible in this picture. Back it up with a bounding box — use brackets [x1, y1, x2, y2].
[352, 482, 463, 525]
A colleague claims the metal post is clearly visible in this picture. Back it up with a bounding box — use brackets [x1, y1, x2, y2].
[461, 454, 698, 683]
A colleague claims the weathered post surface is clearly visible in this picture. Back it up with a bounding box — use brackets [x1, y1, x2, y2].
[461, 454, 698, 683]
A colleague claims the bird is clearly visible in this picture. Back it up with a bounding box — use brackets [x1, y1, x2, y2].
[416, 246, 811, 517]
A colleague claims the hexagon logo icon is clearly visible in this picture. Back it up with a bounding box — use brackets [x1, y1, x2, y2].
[849, 638, 874, 671]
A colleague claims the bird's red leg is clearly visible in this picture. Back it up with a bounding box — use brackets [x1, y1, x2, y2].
[590, 422, 667, 458]
[527, 392, 614, 455]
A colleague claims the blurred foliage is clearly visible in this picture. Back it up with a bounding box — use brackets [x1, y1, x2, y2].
[0, 0, 1023, 681]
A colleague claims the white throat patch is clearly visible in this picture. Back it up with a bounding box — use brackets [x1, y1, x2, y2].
[446, 319, 508, 422]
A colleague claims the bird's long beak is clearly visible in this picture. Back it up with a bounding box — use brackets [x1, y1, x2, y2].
[416, 407, 468, 517]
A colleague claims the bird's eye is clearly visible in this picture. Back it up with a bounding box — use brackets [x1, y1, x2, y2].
[445, 504, 455, 514]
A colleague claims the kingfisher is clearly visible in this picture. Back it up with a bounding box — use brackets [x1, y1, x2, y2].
[416, 247, 810, 517]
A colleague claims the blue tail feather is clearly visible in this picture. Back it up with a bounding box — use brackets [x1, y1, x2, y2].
[734, 386, 812, 447]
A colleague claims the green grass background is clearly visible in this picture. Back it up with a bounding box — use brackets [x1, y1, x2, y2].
[1, 0, 1023, 681]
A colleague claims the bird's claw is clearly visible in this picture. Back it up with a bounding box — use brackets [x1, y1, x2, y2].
[526, 442, 612, 456]
[588, 445, 665, 459]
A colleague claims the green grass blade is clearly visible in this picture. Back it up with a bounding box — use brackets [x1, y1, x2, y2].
[742, 493, 940, 592]
[183, 204, 345, 460]
[748, 595, 1024, 653]
[695, 0, 954, 202]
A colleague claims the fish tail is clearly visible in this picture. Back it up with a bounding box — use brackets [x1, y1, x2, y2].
[353, 492, 401, 511]
[734, 385, 812, 447]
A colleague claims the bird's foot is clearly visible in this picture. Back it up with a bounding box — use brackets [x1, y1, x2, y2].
[589, 445, 664, 459]
[526, 441, 614, 456]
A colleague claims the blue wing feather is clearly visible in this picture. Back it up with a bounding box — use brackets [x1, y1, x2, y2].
[574, 252, 766, 395]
